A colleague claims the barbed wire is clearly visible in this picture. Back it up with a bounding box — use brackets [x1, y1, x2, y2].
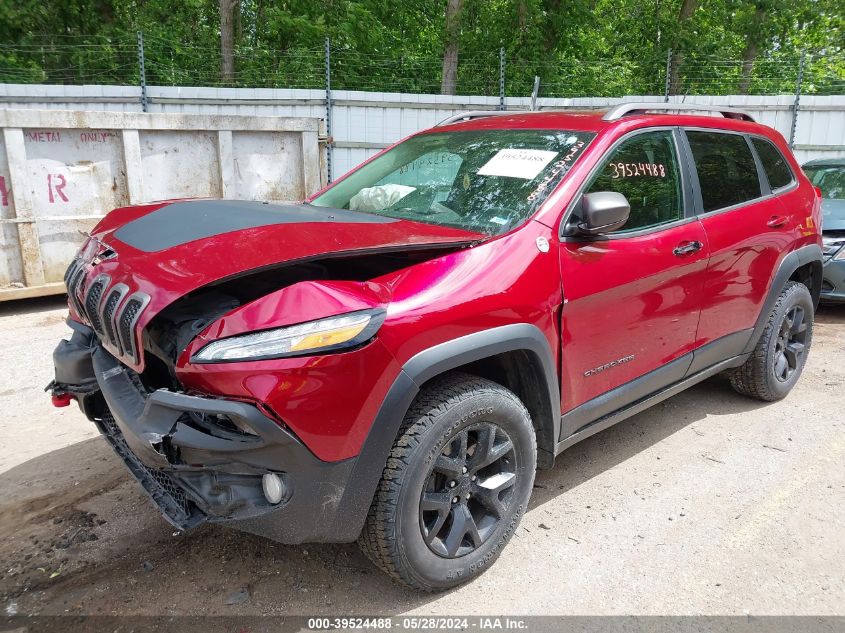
[0, 37, 843, 97]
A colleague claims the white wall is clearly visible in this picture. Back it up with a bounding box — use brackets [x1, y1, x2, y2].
[2, 84, 843, 177]
[0, 108, 324, 297]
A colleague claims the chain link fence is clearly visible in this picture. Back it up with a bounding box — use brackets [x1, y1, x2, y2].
[2, 33, 844, 98]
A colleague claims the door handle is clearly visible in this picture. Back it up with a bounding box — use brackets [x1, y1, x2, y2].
[673, 240, 703, 256]
[767, 215, 788, 228]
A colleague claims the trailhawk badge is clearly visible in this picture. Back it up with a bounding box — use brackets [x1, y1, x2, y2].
[584, 354, 635, 377]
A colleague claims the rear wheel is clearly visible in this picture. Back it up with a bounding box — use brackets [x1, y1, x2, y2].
[729, 281, 813, 401]
[358, 373, 536, 591]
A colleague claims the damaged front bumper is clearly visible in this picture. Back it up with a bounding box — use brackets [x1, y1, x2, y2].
[51, 320, 359, 544]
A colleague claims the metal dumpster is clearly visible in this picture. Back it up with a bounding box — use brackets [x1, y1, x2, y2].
[0, 109, 327, 301]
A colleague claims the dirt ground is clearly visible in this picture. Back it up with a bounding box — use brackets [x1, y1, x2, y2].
[0, 296, 843, 618]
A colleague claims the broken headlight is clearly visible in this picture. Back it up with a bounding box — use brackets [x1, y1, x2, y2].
[191, 309, 385, 362]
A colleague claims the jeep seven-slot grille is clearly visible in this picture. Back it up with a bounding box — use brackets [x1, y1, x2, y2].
[63, 257, 79, 288]
[64, 259, 150, 365]
[118, 297, 144, 362]
[101, 288, 123, 350]
[83, 277, 108, 334]
[65, 260, 87, 318]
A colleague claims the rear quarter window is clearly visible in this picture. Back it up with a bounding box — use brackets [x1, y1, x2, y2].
[687, 131, 762, 213]
[751, 137, 794, 190]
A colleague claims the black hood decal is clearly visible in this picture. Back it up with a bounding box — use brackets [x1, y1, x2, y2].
[113, 200, 396, 252]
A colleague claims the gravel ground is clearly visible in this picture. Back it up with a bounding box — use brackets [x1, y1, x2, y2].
[0, 296, 843, 618]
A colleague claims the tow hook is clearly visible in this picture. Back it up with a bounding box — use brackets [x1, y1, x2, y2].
[45, 380, 75, 408]
[51, 393, 73, 407]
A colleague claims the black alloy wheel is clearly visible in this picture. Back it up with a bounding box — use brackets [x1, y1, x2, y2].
[729, 281, 814, 402]
[359, 372, 536, 591]
[420, 422, 516, 558]
[773, 305, 808, 382]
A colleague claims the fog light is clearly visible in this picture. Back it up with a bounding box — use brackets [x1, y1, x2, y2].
[262, 473, 286, 505]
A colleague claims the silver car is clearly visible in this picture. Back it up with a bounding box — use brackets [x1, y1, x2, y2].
[803, 158, 845, 303]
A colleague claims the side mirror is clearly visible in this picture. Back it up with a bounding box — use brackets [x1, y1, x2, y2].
[576, 191, 631, 235]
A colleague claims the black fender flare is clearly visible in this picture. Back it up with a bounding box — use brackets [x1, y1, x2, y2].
[328, 323, 560, 542]
[742, 243, 823, 355]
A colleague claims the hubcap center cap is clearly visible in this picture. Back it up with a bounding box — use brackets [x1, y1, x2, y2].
[457, 475, 472, 500]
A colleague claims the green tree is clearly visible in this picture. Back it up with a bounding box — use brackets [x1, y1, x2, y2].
[0, 0, 842, 95]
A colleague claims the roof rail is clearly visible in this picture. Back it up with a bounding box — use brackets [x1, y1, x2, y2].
[602, 102, 755, 122]
[435, 110, 517, 127]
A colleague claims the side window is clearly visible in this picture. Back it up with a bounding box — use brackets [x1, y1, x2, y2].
[687, 131, 762, 212]
[585, 130, 683, 232]
[751, 137, 794, 190]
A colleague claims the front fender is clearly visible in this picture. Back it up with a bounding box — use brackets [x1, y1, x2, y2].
[743, 243, 823, 354]
[325, 322, 560, 542]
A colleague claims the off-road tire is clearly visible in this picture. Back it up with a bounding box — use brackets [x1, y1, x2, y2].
[729, 281, 813, 402]
[358, 372, 536, 591]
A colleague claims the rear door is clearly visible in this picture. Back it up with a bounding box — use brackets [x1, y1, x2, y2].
[558, 128, 709, 437]
[681, 129, 799, 362]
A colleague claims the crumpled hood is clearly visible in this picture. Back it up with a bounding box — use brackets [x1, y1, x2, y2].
[69, 199, 483, 368]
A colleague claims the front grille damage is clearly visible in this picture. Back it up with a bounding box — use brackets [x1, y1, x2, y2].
[93, 384, 281, 530]
[64, 258, 150, 366]
[67, 243, 468, 392]
[96, 394, 271, 529]
[53, 312, 360, 544]
[65, 258, 87, 318]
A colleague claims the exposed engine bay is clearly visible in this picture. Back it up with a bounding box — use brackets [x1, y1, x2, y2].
[139, 246, 463, 392]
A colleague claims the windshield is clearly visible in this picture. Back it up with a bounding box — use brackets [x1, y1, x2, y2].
[311, 129, 594, 235]
[805, 165, 845, 200]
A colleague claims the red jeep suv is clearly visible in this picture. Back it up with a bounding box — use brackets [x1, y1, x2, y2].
[51, 103, 822, 591]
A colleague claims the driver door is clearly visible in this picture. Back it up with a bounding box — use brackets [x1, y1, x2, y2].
[558, 128, 709, 437]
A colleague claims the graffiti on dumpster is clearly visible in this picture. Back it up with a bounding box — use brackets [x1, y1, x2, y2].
[0, 174, 73, 207]
[47, 174, 68, 203]
[25, 130, 115, 144]
[25, 131, 62, 143]
[79, 131, 116, 143]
